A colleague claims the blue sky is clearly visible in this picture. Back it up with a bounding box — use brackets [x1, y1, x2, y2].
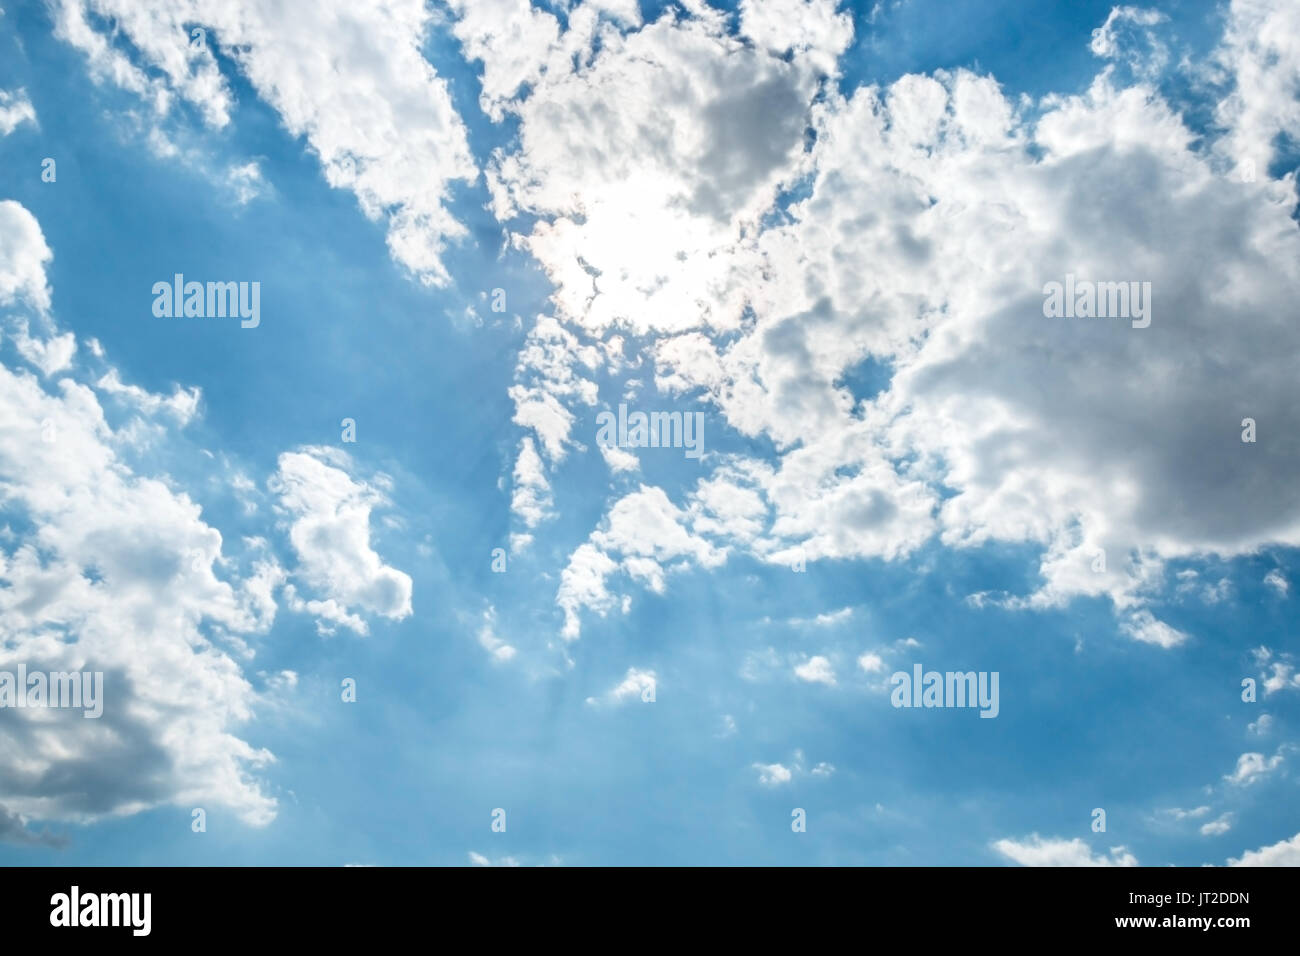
[0, 0, 1298, 866]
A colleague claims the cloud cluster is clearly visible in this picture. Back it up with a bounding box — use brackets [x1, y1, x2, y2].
[51, 0, 476, 283]
[272, 448, 413, 636]
[25, 0, 1300, 865]
[0, 203, 277, 831]
[460, 0, 1300, 646]
[557, 485, 726, 639]
[0, 200, 411, 839]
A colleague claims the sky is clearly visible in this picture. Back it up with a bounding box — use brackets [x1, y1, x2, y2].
[0, 0, 1297, 867]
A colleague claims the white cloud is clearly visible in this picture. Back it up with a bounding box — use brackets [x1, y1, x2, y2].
[8, 318, 76, 377]
[858, 652, 886, 674]
[449, 0, 643, 123]
[751, 748, 826, 786]
[0, 202, 283, 829]
[224, 161, 267, 206]
[1263, 569, 1289, 597]
[1200, 812, 1234, 836]
[1119, 610, 1189, 649]
[1223, 750, 1284, 786]
[738, 0, 854, 77]
[509, 316, 600, 464]
[52, 0, 476, 284]
[95, 368, 200, 425]
[1163, 805, 1212, 821]
[1248, 713, 1273, 735]
[1088, 6, 1169, 76]
[792, 607, 853, 627]
[20, 0, 1300, 854]
[586, 666, 656, 705]
[598, 441, 640, 474]
[993, 835, 1138, 867]
[476, 2, 1300, 653]
[752, 762, 793, 787]
[0, 201, 52, 311]
[283, 586, 368, 637]
[468, 851, 521, 867]
[794, 654, 836, 685]
[686, 464, 771, 545]
[1211, 0, 1300, 185]
[510, 436, 554, 531]
[1228, 830, 1300, 866]
[0, 87, 36, 136]
[1263, 661, 1300, 696]
[484, 3, 844, 340]
[271, 448, 413, 635]
[476, 607, 517, 663]
[556, 542, 621, 642]
[557, 485, 726, 639]
[263, 669, 298, 693]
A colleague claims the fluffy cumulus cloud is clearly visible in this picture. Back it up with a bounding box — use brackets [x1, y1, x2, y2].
[0, 202, 278, 832]
[0, 200, 412, 840]
[1199, 812, 1234, 836]
[794, 654, 836, 685]
[476, 607, 517, 663]
[557, 485, 726, 639]
[1211, 0, 1300, 182]
[858, 652, 886, 674]
[752, 762, 793, 787]
[720, 61, 1299, 630]
[0, 201, 52, 311]
[992, 835, 1139, 867]
[56, 0, 1297, 653]
[506, 317, 605, 541]
[1251, 646, 1300, 697]
[467, 850, 521, 867]
[50, 0, 476, 284]
[1222, 750, 1284, 786]
[482, 0, 848, 339]
[271, 448, 413, 636]
[1002, 828, 1300, 866]
[20, 0, 1300, 862]
[446, 0, 1300, 647]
